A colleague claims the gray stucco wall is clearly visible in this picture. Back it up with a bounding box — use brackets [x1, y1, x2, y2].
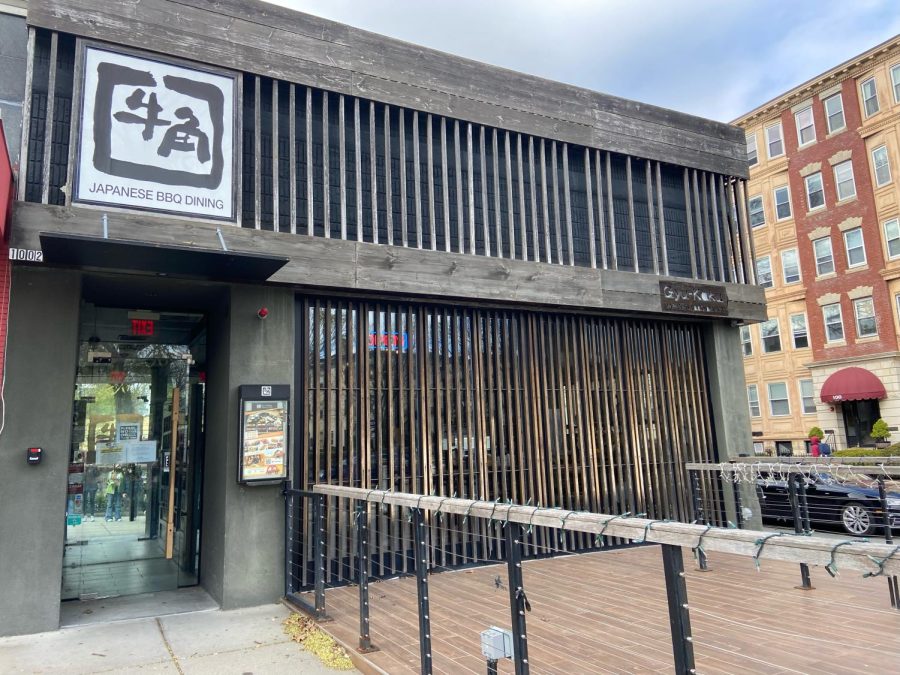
[0, 11, 27, 167]
[0, 267, 81, 636]
[201, 284, 294, 609]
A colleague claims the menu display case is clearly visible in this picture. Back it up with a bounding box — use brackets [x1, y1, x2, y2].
[237, 385, 290, 485]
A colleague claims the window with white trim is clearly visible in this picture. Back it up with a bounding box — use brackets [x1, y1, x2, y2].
[885, 218, 900, 258]
[862, 77, 879, 117]
[748, 196, 765, 228]
[824, 93, 845, 133]
[756, 256, 773, 288]
[747, 134, 758, 167]
[774, 185, 791, 220]
[833, 160, 856, 201]
[805, 172, 825, 210]
[748, 384, 761, 418]
[893, 64, 900, 103]
[760, 318, 781, 353]
[799, 379, 816, 414]
[813, 236, 834, 275]
[823, 302, 844, 342]
[768, 382, 790, 416]
[766, 122, 784, 158]
[854, 297, 877, 337]
[790, 313, 808, 349]
[873, 145, 892, 187]
[795, 106, 815, 145]
[844, 227, 866, 268]
[781, 248, 801, 284]
[740, 325, 752, 357]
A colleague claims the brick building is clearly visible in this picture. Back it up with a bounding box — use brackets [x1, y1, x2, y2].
[735, 35, 900, 453]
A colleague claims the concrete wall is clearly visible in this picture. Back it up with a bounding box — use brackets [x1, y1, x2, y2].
[0, 267, 81, 636]
[201, 283, 294, 609]
[0, 11, 27, 166]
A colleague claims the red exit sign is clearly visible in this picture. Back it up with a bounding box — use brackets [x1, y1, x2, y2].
[131, 318, 155, 336]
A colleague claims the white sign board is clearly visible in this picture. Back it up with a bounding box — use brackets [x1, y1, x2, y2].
[125, 440, 158, 463]
[116, 421, 141, 443]
[75, 46, 235, 220]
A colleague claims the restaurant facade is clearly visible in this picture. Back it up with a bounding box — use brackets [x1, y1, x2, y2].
[0, 0, 762, 636]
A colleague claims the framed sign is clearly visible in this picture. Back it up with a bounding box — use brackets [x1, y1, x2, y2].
[238, 385, 290, 485]
[659, 281, 729, 316]
[75, 45, 235, 221]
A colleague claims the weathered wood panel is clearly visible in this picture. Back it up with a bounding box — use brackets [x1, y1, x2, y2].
[27, 0, 748, 177]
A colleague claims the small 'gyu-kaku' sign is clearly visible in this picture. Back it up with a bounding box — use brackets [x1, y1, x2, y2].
[75, 45, 235, 221]
[659, 280, 729, 316]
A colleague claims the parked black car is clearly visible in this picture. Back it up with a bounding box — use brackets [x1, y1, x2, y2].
[756, 473, 900, 536]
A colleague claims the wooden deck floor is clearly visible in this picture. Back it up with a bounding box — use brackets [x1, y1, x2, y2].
[304, 545, 900, 674]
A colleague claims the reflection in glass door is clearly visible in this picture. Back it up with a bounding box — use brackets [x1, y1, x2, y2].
[63, 307, 205, 601]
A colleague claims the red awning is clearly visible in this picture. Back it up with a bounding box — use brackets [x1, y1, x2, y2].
[820, 367, 886, 403]
[0, 120, 12, 242]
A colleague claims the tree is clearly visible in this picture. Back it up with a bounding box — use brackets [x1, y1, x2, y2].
[808, 426, 824, 440]
[871, 418, 891, 442]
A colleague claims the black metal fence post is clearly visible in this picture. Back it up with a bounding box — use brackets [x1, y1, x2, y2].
[505, 524, 530, 675]
[412, 508, 433, 675]
[313, 493, 328, 618]
[797, 477, 812, 535]
[788, 476, 813, 590]
[877, 477, 899, 609]
[356, 502, 377, 652]
[689, 471, 708, 571]
[731, 477, 744, 529]
[661, 544, 695, 674]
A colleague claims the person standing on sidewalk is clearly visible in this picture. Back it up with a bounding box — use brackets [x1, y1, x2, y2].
[104, 466, 124, 521]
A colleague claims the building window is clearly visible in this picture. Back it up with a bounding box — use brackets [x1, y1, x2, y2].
[854, 297, 877, 337]
[768, 382, 790, 417]
[774, 185, 791, 220]
[885, 218, 900, 258]
[799, 379, 816, 414]
[823, 302, 844, 342]
[766, 122, 784, 158]
[873, 145, 892, 187]
[781, 248, 801, 284]
[813, 236, 834, 275]
[824, 93, 845, 133]
[747, 134, 758, 167]
[740, 325, 753, 357]
[833, 160, 856, 201]
[756, 256, 773, 288]
[748, 384, 761, 418]
[843, 227, 866, 268]
[760, 318, 781, 353]
[748, 195, 765, 228]
[892, 64, 900, 103]
[776, 440, 794, 456]
[790, 313, 809, 349]
[861, 77, 880, 117]
[795, 106, 815, 146]
[805, 172, 825, 210]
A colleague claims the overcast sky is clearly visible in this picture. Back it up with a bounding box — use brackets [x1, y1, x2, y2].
[262, 0, 900, 123]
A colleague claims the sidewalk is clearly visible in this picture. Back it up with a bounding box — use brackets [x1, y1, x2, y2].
[0, 603, 357, 674]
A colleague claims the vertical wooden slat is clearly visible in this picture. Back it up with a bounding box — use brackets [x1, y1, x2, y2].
[505, 132, 516, 260]
[17, 27, 36, 202]
[562, 144, 574, 266]
[399, 110, 408, 247]
[467, 123, 476, 255]
[585, 148, 596, 269]
[427, 114, 436, 251]
[305, 87, 313, 236]
[480, 126, 490, 257]
[551, 141, 562, 265]
[645, 160, 659, 275]
[441, 117, 451, 252]
[691, 170, 707, 279]
[384, 104, 393, 246]
[626, 156, 638, 272]
[528, 138, 540, 263]
[726, 179, 745, 284]
[738, 179, 758, 284]
[339, 95, 347, 240]
[412, 111, 423, 249]
[701, 172, 714, 278]
[540, 139, 551, 264]
[288, 84, 296, 234]
[354, 98, 363, 241]
[595, 151, 607, 269]
[517, 134, 527, 262]
[455, 120, 465, 254]
[272, 81, 280, 231]
[492, 128, 503, 258]
[64, 37, 85, 208]
[655, 162, 669, 277]
[606, 153, 618, 271]
[40, 31, 58, 205]
[370, 101, 379, 244]
[710, 173, 726, 282]
[683, 168, 697, 279]
[322, 90, 330, 238]
[254, 76, 262, 230]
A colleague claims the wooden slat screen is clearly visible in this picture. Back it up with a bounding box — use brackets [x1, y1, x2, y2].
[295, 296, 717, 586]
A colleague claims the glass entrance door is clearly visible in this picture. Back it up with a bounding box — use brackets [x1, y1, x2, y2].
[62, 306, 205, 601]
[842, 399, 880, 448]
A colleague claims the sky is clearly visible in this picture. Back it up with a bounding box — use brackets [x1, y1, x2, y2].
[261, 0, 900, 123]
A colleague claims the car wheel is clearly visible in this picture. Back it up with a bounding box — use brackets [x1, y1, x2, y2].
[841, 502, 875, 536]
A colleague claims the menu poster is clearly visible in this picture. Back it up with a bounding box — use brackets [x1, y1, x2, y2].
[238, 385, 290, 484]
